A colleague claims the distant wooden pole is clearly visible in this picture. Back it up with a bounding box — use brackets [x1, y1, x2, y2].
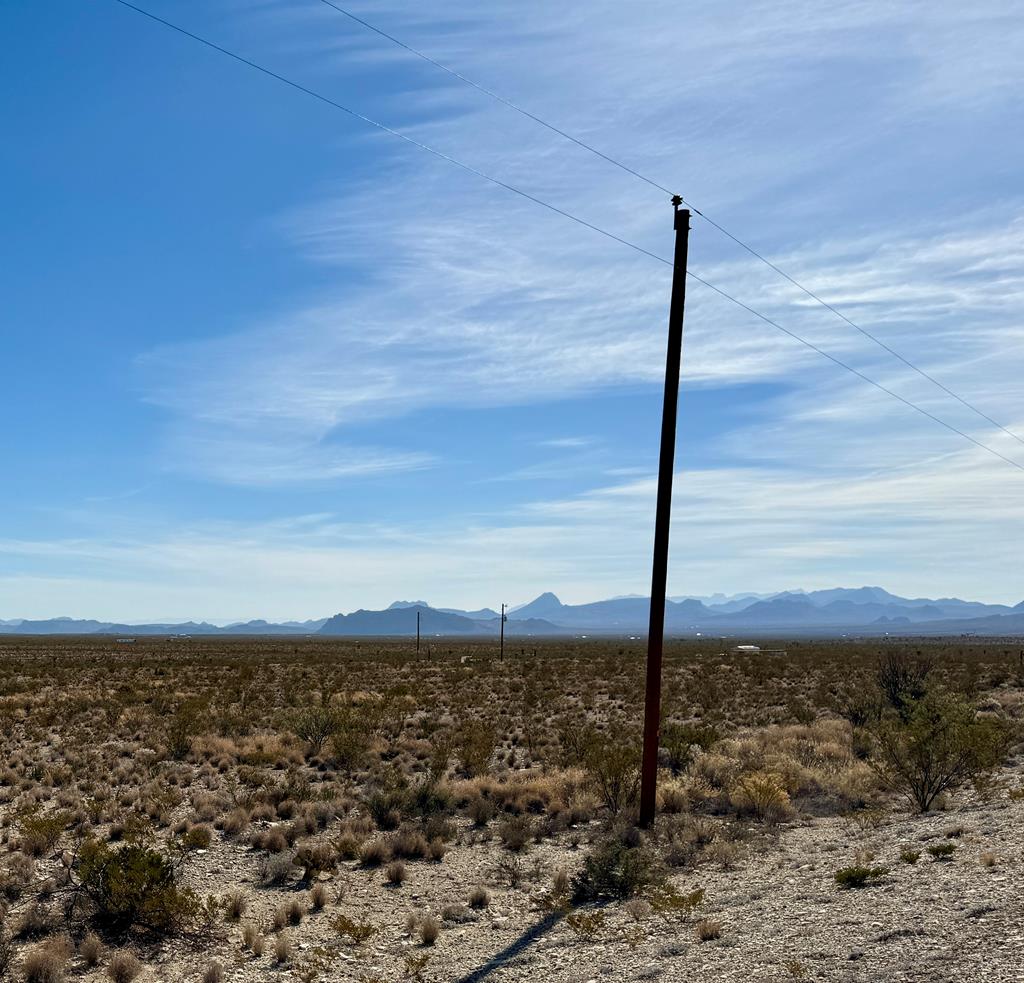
[416, 609, 421, 654]
[639, 199, 691, 829]
[500, 603, 506, 661]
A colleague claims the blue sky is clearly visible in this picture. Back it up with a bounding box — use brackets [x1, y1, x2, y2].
[2, 0, 1023, 621]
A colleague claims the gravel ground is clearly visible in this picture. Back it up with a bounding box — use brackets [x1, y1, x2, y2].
[57, 765, 1023, 983]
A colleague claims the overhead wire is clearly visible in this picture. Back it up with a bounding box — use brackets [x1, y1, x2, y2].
[316, 0, 1024, 448]
[105, 0, 1024, 475]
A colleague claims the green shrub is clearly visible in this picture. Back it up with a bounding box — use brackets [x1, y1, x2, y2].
[182, 826, 211, 850]
[560, 721, 641, 814]
[876, 652, 932, 721]
[730, 772, 793, 824]
[572, 832, 666, 902]
[834, 865, 888, 889]
[870, 690, 1014, 812]
[76, 839, 200, 934]
[289, 706, 338, 755]
[18, 808, 71, 857]
[927, 842, 957, 860]
[660, 722, 719, 774]
[455, 720, 497, 778]
[899, 848, 920, 864]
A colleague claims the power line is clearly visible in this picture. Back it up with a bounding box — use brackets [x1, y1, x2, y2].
[315, 0, 677, 198]
[105, 0, 1024, 476]
[316, 0, 1024, 449]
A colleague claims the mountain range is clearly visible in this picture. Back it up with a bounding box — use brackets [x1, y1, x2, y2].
[3, 587, 1024, 637]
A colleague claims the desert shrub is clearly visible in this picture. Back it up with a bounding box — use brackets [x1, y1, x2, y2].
[468, 885, 490, 909]
[182, 825, 211, 850]
[259, 851, 295, 887]
[418, 913, 441, 946]
[333, 914, 376, 945]
[467, 795, 495, 826]
[310, 882, 330, 909]
[927, 842, 957, 860]
[289, 706, 338, 755]
[870, 690, 1014, 811]
[285, 898, 305, 925]
[385, 861, 407, 885]
[729, 772, 794, 824]
[834, 865, 888, 889]
[566, 910, 605, 939]
[293, 843, 336, 883]
[456, 720, 497, 777]
[76, 840, 199, 934]
[22, 936, 72, 983]
[273, 932, 291, 964]
[695, 918, 721, 941]
[572, 830, 666, 902]
[222, 890, 245, 921]
[359, 837, 391, 867]
[18, 808, 71, 857]
[0, 931, 13, 980]
[560, 721, 641, 814]
[661, 722, 719, 774]
[106, 951, 142, 983]
[899, 848, 920, 864]
[201, 961, 224, 983]
[329, 695, 388, 771]
[79, 932, 104, 966]
[497, 816, 533, 852]
[167, 704, 199, 761]
[876, 652, 932, 721]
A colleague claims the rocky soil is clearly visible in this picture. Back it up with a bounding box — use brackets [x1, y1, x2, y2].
[52, 767, 1023, 983]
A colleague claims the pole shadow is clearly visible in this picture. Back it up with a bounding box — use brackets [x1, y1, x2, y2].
[452, 909, 567, 983]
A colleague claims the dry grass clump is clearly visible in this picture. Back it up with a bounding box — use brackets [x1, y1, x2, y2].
[695, 918, 722, 941]
[106, 951, 142, 983]
[21, 936, 72, 983]
[418, 913, 442, 946]
[201, 962, 224, 983]
[79, 932, 103, 967]
[385, 860, 408, 885]
[310, 882, 330, 909]
[222, 889, 246, 921]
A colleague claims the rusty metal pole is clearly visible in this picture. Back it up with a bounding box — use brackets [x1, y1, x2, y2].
[639, 199, 691, 828]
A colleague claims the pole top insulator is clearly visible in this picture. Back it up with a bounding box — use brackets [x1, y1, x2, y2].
[671, 194, 683, 209]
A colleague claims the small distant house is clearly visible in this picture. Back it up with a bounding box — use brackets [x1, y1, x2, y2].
[732, 644, 761, 654]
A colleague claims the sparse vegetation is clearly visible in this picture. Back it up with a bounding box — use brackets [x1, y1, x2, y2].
[0, 634, 1017, 980]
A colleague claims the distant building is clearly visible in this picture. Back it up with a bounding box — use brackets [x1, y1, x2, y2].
[732, 644, 760, 654]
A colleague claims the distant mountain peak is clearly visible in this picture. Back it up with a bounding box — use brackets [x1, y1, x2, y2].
[388, 600, 430, 610]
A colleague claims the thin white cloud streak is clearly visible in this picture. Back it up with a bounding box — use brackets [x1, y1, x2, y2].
[3, 435, 1023, 621]
[21, 0, 1017, 615]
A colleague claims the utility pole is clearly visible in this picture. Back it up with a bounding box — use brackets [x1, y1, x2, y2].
[639, 198, 691, 829]
[500, 603, 506, 661]
[416, 609, 421, 654]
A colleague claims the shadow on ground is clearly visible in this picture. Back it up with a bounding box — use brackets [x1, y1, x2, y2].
[453, 909, 567, 983]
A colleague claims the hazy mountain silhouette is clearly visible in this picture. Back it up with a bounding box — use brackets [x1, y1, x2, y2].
[3, 587, 1023, 636]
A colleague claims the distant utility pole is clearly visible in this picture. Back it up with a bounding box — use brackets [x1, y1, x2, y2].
[639, 198, 691, 829]
[500, 603, 507, 661]
[416, 609, 421, 654]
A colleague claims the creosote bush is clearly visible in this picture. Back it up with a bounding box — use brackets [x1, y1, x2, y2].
[572, 828, 666, 902]
[77, 840, 200, 934]
[870, 690, 1014, 812]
